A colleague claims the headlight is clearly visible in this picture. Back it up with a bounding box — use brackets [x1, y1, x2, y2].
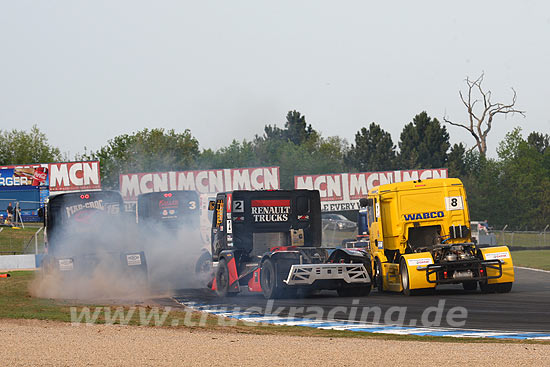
[338, 222, 344, 229]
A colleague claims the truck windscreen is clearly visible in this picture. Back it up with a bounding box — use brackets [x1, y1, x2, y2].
[137, 191, 200, 228]
[47, 191, 122, 237]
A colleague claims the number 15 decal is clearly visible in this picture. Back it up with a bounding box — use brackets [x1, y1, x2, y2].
[445, 196, 464, 211]
[233, 200, 244, 213]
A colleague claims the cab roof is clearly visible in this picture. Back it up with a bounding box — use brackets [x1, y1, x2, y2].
[368, 178, 464, 195]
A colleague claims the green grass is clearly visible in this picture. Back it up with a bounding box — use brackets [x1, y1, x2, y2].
[0, 226, 45, 254]
[0, 271, 548, 344]
[511, 250, 550, 270]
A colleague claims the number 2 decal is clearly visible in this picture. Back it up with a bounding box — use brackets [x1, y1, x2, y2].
[233, 200, 244, 213]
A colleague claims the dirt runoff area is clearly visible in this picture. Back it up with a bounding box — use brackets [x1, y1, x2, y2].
[1, 319, 549, 366]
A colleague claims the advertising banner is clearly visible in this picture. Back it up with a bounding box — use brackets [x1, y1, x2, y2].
[119, 167, 280, 202]
[0, 164, 49, 189]
[48, 161, 101, 192]
[295, 168, 448, 212]
[0, 161, 101, 221]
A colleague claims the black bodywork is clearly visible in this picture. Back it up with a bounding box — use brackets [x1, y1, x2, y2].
[137, 190, 200, 229]
[211, 190, 322, 261]
[210, 190, 372, 298]
[43, 190, 147, 277]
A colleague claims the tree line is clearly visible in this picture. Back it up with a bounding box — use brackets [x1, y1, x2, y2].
[1, 112, 547, 230]
[1, 74, 545, 230]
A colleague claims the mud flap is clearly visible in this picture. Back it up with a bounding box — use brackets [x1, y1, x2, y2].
[400, 252, 436, 291]
[479, 246, 515, 285]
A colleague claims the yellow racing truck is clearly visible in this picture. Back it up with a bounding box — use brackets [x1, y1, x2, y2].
[364, 178, 514, 295]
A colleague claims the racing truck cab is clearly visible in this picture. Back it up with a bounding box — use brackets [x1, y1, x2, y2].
[42, 190, 147, 279]
[137, 190, 200, 230]
[365, 178, 514, 295]
[210, 190, 372, 299]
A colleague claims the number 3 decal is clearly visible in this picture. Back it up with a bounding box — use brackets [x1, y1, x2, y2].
[189, 201, 197, 209]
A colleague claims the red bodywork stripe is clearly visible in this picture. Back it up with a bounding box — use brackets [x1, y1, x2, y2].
[251, 199, 290, 207]
[211, 256, 239, 291]
[247, 268, 262, 293]
[227, 257, 239, 285]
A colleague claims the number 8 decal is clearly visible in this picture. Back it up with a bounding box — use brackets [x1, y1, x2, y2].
[445, 196, 464, 211]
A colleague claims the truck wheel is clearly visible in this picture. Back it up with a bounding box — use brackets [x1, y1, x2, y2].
[462, 281, 477, 291]
[337, 284, 371, 297]
[215, 258, 230, 297]
[497, 282, 513, 293]
[479, 281, 498, 294]
[400, 258, 412, 296]
[375, 258, 384, 292]
[260, 259, 284, 299]
[195, 251, 212, 275]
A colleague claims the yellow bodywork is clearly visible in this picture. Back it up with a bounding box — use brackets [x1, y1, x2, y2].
[367, 178, 514, 292]
[479, 246, 515, 284]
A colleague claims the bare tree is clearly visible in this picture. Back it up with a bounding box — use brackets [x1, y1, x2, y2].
[444, 73, 525, 157]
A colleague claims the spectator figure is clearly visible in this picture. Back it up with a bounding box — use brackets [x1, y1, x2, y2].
[6, 202, 14, 225]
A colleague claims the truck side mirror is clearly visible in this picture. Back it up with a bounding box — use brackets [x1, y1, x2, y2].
[208, 200, 216, 211]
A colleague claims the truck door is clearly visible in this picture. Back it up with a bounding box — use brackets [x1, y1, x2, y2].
[211, 194, 227, 261]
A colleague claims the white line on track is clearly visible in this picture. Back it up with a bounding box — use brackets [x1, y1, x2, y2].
[515, 266, 550, 274]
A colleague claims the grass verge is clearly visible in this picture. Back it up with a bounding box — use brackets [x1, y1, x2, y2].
[512, 250, 550, 271]
[0, 226, 45, 254]
[0, 270, 548, 344]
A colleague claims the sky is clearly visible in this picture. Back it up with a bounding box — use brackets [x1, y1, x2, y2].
[1, 1, 549, 159]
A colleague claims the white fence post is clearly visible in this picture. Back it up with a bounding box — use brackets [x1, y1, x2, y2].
[34, 227, 44, 254]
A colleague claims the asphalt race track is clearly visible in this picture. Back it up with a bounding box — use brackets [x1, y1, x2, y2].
[172, 267, 550, 333]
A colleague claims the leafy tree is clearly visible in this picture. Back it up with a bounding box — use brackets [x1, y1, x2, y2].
[262, 110, 317, 146]
[527, 132, 550, 154]
[397, 112, 450, 169]
[89, 128, 200, 189]
[285, 110, 315, 145]
[0, 125, 62, 165]
[198, 140, 259, 169]
[447, 143, 468, 177]
[345, 122, 396, 172]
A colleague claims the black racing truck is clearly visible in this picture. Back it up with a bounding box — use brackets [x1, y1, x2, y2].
[137, 190, 200, 229]
[42, 190, 147, 281]
[209, 190, 372, 299]
[137, 190, 211, 274]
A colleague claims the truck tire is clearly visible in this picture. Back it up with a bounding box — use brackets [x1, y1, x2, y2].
[260, 258, 285, 299]
[497, 282, 513, 293]
[479, 281, 498, 294]
[400, 258, 413, 296]
[195, 251, 212, 275]
[462, 281, 477, 291]
[337, 284, 371, 297]
[215, 258, 231, 297]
